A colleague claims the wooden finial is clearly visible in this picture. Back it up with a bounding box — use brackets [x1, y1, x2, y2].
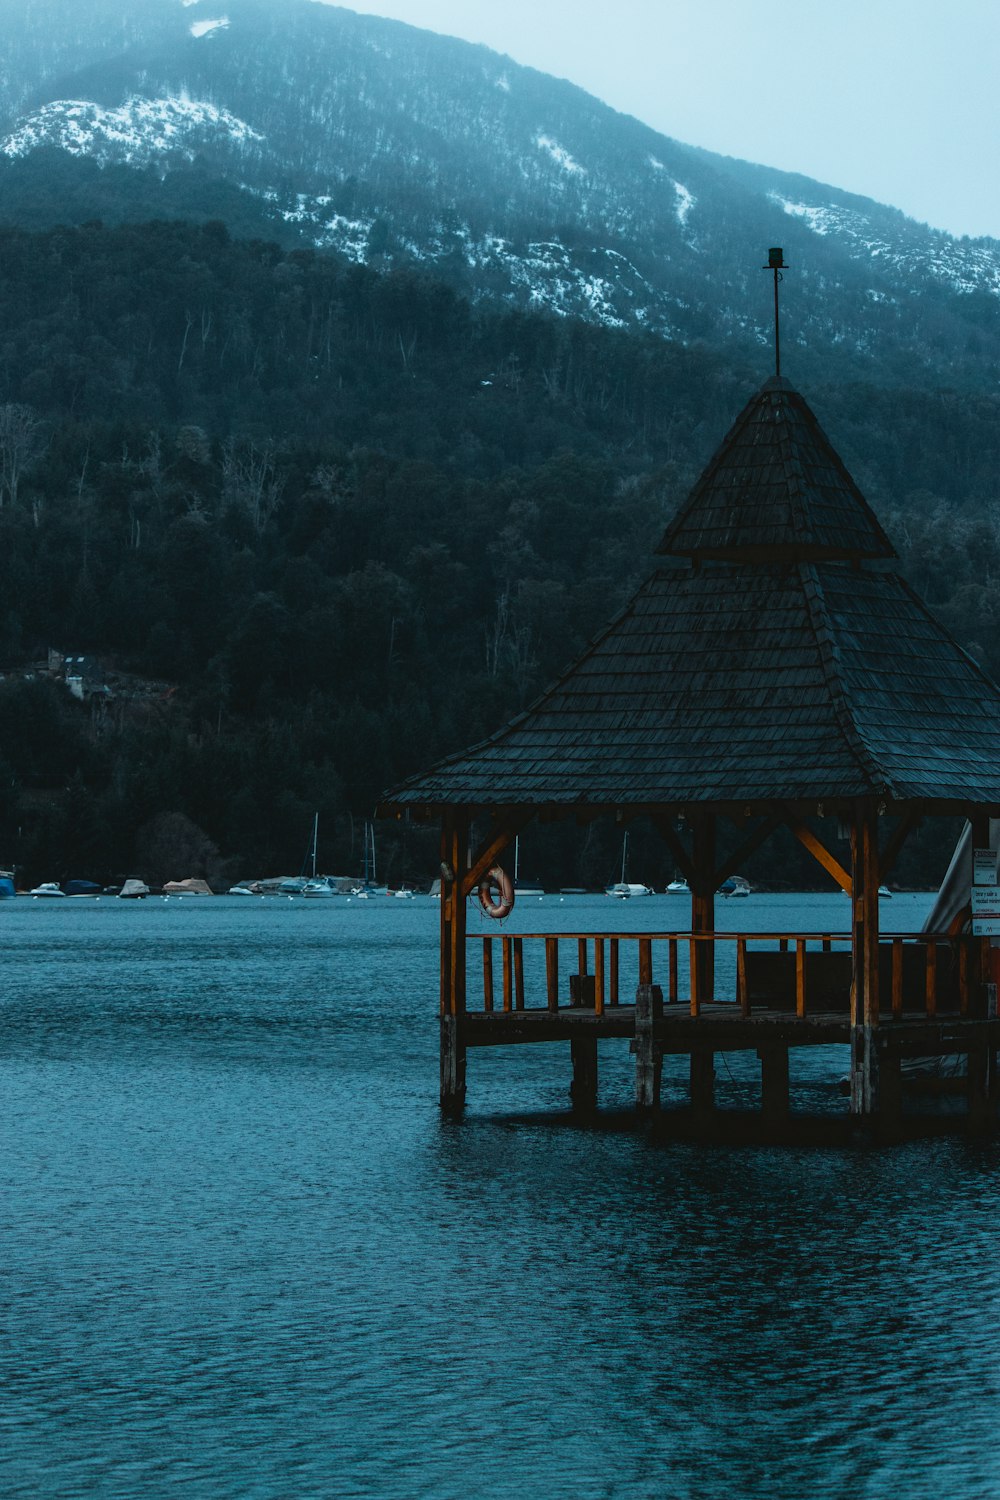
[762, 247, 788, 378]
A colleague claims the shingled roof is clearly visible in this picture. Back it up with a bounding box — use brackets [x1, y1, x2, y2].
[657, 376, 895, 562]
[379, 377, 1000, 816]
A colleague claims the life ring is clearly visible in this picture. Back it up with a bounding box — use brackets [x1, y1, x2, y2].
[478, 864, 515, 920]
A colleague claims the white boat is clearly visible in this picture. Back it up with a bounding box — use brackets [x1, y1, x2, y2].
[878, 885, 892, 898]
[718, 875, 751, 898]
[29, 882, 65, 897]
[303, 878, 337, 898]
[393, 885, 415, 899]
[605, 833, 652, 897]
[228, 883, 258, 895]
[352, 821, 385, 896]
[118, 879, 150, 899]
[666, 878, 690, 895]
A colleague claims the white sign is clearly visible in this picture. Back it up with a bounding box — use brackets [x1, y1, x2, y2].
[971, 888, 1000, 915]
[973, 917, 1000, 936]
[974, 847, 997, 886]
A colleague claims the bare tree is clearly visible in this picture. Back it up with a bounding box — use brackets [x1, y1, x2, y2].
[0, 403, 42, 508]
[222, 437, 286, 534]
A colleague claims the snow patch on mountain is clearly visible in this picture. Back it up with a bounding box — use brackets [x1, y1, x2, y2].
[672, 180, 694, 226]
[0, 95, 261, 164]
[535, 135, 584, 175]
[190, 18, 229, 38]
[769, 190, 1000, 298]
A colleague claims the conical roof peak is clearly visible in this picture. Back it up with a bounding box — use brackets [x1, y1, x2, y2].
[657, 378, 896, 563]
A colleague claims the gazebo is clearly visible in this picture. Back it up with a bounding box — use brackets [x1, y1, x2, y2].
[378, 371, 1000, 1137]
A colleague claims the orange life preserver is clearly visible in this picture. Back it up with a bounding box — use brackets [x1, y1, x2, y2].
[478, 864, 515, 920]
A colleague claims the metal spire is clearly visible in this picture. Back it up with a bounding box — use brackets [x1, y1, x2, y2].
[762, 247, 788, 378]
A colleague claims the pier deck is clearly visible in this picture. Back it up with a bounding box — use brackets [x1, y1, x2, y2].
[439, 926, 1000, 1137]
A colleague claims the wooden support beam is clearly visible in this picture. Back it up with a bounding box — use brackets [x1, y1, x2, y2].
[502, 937, 513, 1013]
[639, 938, 653, 986]
[785, 815, 852, 893]
[795, 938, 806, 1019]
[610, 939, 619, 1006]
[669, 938, 679, 1007]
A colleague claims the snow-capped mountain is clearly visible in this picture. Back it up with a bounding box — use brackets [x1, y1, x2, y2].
[2, 0, 999, 386]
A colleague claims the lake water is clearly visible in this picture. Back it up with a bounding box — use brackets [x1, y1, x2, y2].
[2, 890, 999, 1499]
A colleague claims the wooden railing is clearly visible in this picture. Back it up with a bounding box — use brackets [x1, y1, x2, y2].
[470, 931, 977, 1020]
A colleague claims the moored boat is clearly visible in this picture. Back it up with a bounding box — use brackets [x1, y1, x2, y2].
[29, 882, 65, 897]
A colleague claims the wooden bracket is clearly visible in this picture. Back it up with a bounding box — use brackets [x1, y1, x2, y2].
[878, 806, 922, 885]
[784, 815, 852, 893]
[650, 814, 696, 887]
[712, 812, 783, 890]
[461, 812, 533, 897]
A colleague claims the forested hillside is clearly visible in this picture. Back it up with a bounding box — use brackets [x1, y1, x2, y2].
[0, 218, 994, 886]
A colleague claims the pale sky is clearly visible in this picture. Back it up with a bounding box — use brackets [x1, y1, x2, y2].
[317, 0, 1000, 240]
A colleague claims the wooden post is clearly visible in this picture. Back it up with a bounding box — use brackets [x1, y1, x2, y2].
[849, 802, 880, 1118]
[669, 938, 679, 1006]
[546, 938, 559, 1011]
[737, 937, 749, 1017]
[514, 938, 525, 1011]
[639, 938, 653, 985]
[483, 938, 494, 1013]
[634, 983, 663, 1111]
[570, 1036, 598, 1114]
[690, 1051, 715, 1118]
[691, 810, 716, 1002]
[440, 812, 469, 1113]
[795, 938, 807, 1019]
[610, 939, 619, 1006]
[758, 1046, 789, 1124]
[891, 938, 903, 1018]
[502, 936, 513, 1012]
[964, 1041, 989, 1132]
[878, 1042, 903, 1143]
[594, 939, 605, 1017]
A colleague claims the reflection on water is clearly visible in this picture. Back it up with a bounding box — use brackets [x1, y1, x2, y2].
[2, 893, 998, 1499]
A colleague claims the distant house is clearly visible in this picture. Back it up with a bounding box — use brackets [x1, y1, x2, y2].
[46, 649, 111, 701]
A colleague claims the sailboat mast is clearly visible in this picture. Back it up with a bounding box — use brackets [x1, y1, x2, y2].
[310, 814, 318, 880]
